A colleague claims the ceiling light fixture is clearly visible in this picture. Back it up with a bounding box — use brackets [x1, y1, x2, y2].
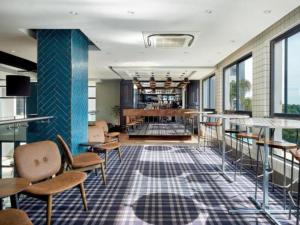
[69, 11, 78, 15]
[127, 10, 135, 15]
[205, 9, 213, 14]
[263, 10, 272, 14]
[10, 50, 16, 53]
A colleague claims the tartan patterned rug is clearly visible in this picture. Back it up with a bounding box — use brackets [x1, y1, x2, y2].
[19, 145, 296, 225]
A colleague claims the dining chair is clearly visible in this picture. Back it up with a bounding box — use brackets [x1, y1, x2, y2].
[57, 135, 106, 184]
[0, 208, 33, 225]
[14, 141, 88, 225]
[88, 126, 122, 168]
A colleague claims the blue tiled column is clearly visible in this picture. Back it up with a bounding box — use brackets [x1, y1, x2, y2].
[29, 29, 88, 154]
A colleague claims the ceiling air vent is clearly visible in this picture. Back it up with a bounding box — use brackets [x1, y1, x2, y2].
[144, 33, 195, 48]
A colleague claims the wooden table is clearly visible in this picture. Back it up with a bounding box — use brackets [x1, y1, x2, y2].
[0, 178, 30, 209]
[229, 118, 300, 225]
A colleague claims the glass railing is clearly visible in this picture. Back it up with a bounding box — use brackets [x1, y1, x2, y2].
[0, 116, 53, 179]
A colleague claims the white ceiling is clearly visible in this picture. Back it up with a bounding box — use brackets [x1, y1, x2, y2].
[0, 0, 299, 81]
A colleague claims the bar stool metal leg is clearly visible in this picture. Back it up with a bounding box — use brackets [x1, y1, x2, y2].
[255, 145, 259, 201]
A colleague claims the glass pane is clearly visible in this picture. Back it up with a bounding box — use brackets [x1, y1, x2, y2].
[274, 40, 285, 113]
[238, 57, 252, 111]
[209, 76, 215, 109]
[287, 32, 300, 114]
[203, 79, 209, 109]
[224, 65, 237, 110]
[88, 98, 96, 111]
[88, 87, 96, 98]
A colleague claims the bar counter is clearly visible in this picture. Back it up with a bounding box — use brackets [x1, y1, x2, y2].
[123, 108, 195, 118]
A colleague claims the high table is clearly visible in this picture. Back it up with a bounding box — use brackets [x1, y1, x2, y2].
[229, 118, 300, 225]
[203, 114, 249, 182]
[0, 178, 30, 209]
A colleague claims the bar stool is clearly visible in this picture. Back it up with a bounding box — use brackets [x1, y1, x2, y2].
[203, 118, 222, 151]
[255, 140, 297, 209]
[234, 131, 260, 180]
[288, 148, 300, 224]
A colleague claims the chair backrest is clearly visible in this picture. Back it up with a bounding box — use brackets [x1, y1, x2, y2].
[88, 125, 105, 143]
[95, 120, 108, 133]
[14, 141, 61, 183]
[56, 135, 74, 166]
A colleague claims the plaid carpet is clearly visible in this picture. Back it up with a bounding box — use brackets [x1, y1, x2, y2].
[19, 145, 297, 225]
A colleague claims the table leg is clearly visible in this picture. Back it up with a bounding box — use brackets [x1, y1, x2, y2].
[262, 127, 270, 209]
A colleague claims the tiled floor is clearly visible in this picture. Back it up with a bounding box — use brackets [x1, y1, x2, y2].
[19, 144, 297, 225]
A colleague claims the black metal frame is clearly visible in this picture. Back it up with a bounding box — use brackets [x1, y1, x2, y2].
[270, 23, 300, 119]
[202, 74, 215, 111]
[222, 53, 253, 115]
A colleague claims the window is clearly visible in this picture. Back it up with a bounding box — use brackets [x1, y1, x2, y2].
[88, 83, 96, 121]
[271, 24, 300, 150]
[272, 24, 300, 116]
[223, 54, 253, 112]
[202, 75, 215, 110]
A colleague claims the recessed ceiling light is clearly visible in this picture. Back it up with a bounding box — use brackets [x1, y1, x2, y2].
[127, 10, 135, 15]
[10, 50, 16, 53]
[205, 9, 213, 14]
[69, 11, 78, 15]
[263, 10, 272, 14]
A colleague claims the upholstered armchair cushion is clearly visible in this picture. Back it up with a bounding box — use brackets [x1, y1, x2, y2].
[25, 171, 87, 195]
[14, 141, 61, 183]
[0, 209, 33, 225]
[72, 153, 104, 168]
[88, 126, 105, 143]
[95, 120, 109, 133]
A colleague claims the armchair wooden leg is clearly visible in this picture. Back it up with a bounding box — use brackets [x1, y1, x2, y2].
[117, 148, 122, 161]
[79, 183, 88, 211]
[105, 151, 108, 169]
[100, 163, 107, 185]
[47, 195, 53, 225]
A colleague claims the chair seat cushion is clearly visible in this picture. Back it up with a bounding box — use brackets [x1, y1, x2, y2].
[72, 152, 104, 169]
[0, 209, 33, 225]
[237, 132, 259, 140]
[25, 171, 87, 195]
[95, 142, 121, 151]
[256, 140, 297, 149]
[107, 132, 120, 137]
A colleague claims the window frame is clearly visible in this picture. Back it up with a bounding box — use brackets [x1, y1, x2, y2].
[202, 74, 215, 111]
[222, 53, 253, 116]
[270, 23, 300, 119]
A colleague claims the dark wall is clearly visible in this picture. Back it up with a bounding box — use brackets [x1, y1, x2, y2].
[186, 80, 200, 110]
[120, 80, 134, 126]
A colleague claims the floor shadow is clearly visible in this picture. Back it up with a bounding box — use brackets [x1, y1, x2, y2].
[132, 193, 199, 225]
[144, 145, 173, 151]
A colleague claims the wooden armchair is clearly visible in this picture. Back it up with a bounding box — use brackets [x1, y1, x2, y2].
[88, 126, 122, 168]
[0, 209, 33, 225]
[14, 141, 88, 225]
[57, 135, 106, 184]
[95, 120, 120, 142]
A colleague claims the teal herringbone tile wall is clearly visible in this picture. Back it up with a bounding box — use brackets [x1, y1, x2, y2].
[28, 29, 88, 154]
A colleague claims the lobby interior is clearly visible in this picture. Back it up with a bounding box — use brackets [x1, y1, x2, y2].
[1, 1, 300, 225]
